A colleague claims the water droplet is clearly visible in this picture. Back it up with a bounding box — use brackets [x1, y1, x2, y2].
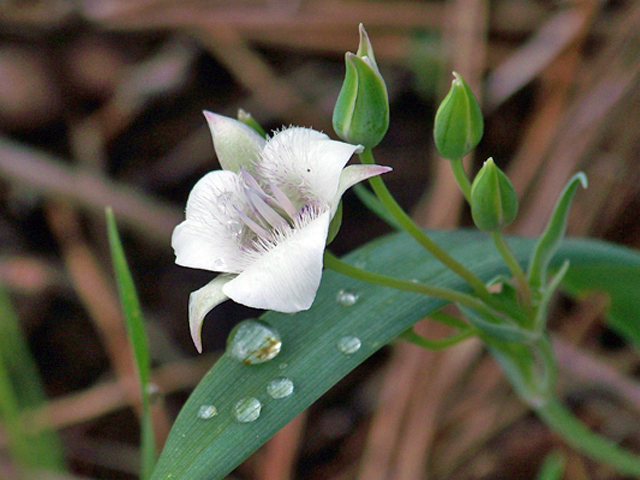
[227, 219, 243, 237]
[227, 319, 282, 364]
[267, 377, 294, 399]
[337, 335, 361, 355]
[146, 383, 162, 404]
[233, 397, 262, 423]
[197, 405, 218, 419]
[354, 258, 368, 269]
[213, 258, 226, 270]
[336, 289, 359, 306]
[278, 362, 288, 370]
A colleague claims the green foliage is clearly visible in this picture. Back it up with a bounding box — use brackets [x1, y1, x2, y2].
[528, 173, 588, 292]
[106, 208, 156, 480]
[151, 230, 640, 479]
[0, 283, 65, 474]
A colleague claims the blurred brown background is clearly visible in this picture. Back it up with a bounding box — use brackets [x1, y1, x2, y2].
[1, 0, 640, 478]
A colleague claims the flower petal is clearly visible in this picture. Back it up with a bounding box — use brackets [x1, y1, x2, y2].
[332, 164, 392, 213]
[189, 275, 235, 353]
[259, 127, 363, 204]
[222, 210, 331, 312]
[203, 111, 266, 173]
[172, 170, 247, 273]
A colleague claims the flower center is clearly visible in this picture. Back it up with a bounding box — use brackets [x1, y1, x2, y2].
[234, 169, 300, 243]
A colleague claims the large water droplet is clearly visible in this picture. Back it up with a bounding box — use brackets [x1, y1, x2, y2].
[337, 335, 361, 355]
[336, 289, 359, 307]
[233, 397, 262, 423]
[227, 319, 282, 364]
[197, 405, 218, 419]
[267, 377, 294, 399]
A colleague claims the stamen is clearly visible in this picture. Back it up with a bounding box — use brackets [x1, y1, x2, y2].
[240, 168, 269, 199]
[268, 181, 298, 219]
[234, 206, 274, 241]
[246, 190, 289, 230]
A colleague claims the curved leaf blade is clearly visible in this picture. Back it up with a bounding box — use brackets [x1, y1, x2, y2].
[151, 230, 640, 480]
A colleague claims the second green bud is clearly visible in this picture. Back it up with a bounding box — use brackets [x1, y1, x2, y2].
[471, 158, 518, 232]
[434, 72, 483, 160]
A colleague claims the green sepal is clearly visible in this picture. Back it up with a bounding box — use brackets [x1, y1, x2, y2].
[326, 201, 343, 245]
[237, 108, 267, 139]
[434, 72, 484, 160]
[470, 158, 518, 232]
[528, 173, 587, 291]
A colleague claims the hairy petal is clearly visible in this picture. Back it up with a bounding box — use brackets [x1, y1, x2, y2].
[333, 164, 392, 212]
[260, 127, 363, 204]
[172, 170, 247, 273]
[204, 111, 266, 173]
[222, 210, 331, 312]
[189, 275, 235, 353]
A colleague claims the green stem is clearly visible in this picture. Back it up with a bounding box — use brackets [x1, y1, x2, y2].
[450, 157, 472, 202]
[536, 398, 640, 476]
[400, 326, 477, 350]
[358, 148, 490, 301]
[324, 251, 499, 323]
[491, 231, 534, 318]
[430, 310, 472, 330]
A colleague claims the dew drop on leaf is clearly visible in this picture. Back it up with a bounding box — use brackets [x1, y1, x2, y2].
[266, 377, 294, 399]
[197, 405, 218, 419]
[337, 335, 361, 355]
[233, 397, 262, 423]
[227, 319, 282, 364]
[336, 289, 359, 306]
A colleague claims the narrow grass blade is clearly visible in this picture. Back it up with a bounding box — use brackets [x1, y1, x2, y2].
[105, 207, 156, 479]
[0, 283, 65, 473]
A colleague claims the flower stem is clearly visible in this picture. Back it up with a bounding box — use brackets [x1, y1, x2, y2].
[536, 398, 640, 476]
[400, 326, 477, 350]
[358, 148, 491, 302]
[491, 231, 534, 318]
[450, 157, 472, 203]
[324, 251, 498, 322]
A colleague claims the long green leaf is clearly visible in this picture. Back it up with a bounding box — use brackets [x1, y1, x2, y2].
[151, 230, 640, 479]
[0, 283, 65, 473]
[106, 207, 156, 479]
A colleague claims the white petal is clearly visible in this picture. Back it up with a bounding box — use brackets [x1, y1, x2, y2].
[223, 210, 331, 312]
[332, 164, 392, 213]
[260, 127, 363, 204]
[189, 275, 235, 353]
[203, 111, 266, 173]
[172, 170, 247, 273]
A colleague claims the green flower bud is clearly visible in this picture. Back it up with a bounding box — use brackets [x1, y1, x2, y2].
[434, 72, 484, 160]
[470, 158, 518, 232]
[333, 24, 389, 148]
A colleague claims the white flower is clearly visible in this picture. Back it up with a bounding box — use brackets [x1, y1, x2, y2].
[172, 112, 391, 352]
